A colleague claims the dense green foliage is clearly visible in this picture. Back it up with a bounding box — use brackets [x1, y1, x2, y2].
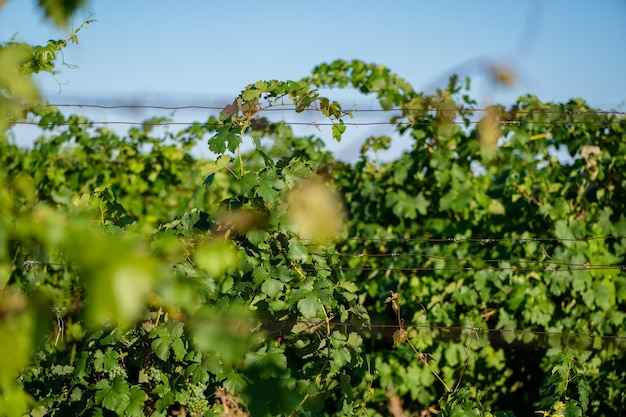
[1, 7, 626, 417]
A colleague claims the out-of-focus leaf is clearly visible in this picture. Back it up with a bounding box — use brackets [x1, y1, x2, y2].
[37, 0, 88, 28]
[286, 178, 345, 243]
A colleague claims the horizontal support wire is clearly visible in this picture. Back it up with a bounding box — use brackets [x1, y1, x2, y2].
[17, 233, 626, 351]
[8, 103, 625, 130]
[302, 266, 624, 272]
[338, 236, 626, 242]
[314, 252, 623, 268]
[264, 320, 626, 346]
[17, 261, 626, 273]
[8, 119, 626, 128]
[45, 311, 626, 351]
[46, 307, 626, 347]
[17, 236, 626, 272]
[23, 103, 626, 116]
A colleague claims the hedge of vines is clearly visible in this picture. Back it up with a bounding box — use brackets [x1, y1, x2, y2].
[1, 7, 626, 417]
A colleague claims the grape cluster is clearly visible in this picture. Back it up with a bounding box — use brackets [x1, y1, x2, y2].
[107, 366, 128, 380]
[185, 383, 209, 417]
[146, 366, 163, 382]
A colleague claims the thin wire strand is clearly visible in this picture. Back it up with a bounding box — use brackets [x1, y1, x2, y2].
[338, 236, 626, 243]
[8, 119, 626, 128]
[20, 260, 625, 272]
[352, 323, 626, 345]
[18, 236, 626, 272]
[320, 252, 621, 268]
[302, 266, 624, 273]
[25, 103, 626, 116]
[45, 310, 626, 347]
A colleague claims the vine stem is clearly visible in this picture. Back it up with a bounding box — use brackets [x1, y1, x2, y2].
[224, 165, 239, 180]
[387, 292, 451, 392]
[237, 144, 243, 177]
[406, 338, 451, 392]
[238, 121, 248, 177]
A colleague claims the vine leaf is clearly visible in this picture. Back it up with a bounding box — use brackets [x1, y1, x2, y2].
[297, 296, 321, 319]
[286, 179, 345, 243]
[209, 125, 242, 154]
[95, 377, 131, 414]
[256, 170, 283, 202]
[150, 322, 187, 362]
[261, 279, 284, 298]
[488, 199, 506, 215]
[332, 120, 346, 142]
[288, 239, 308, 262]
[244, 345, 287, 378]
[125, 386, 148, 417]
[37, 0, 88, 27]
[201, 155, 232, 179]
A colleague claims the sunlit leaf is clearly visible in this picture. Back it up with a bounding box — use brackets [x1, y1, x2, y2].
[194, 239, 240, 276]
[332, 120, 346, 142]
[286, 178, 345, 243]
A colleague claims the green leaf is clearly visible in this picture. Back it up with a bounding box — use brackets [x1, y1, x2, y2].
[151, 322, 187, 362]
[273, 265, 293, 283]
[240, 172, 258, 196]
[257, 180, 280, 203]
[80, 238, 156, 329]
[70, 387, 83, 402]
[242, 87, 261, 101]
[332, 120, 346, 142]
[245, 345, 287, 378]
[415, 191, 430, 215]
[255, 80, 268, 90]
[256, 170, 283, 203]
[93, 348, 120, 371]
[488, 199, 506, 215]
[203, 173, 215, 187]
[288, 239, 309, 262]
[255, 147, 275, 167]
[201, 155, 231, 179]
[0, 293, 36, 388]
[564, 400, 583, 417]
[252, 267, 270, 285]
[339, 281, 358, 293]
[151, 336, 171, 361]
[577, 377, 590, 412]
[0, 45, 40, 108]
[330, 347, 352, 374]
[95, 377, 130, 414]
[387, 191, 417, 220]
[209, 126, 241, 154]
[345, 332, 363, 350]
[259, 346, 287, 370]
[593, 280, 614, 310]
[223, 372, 249, 393]
[261, 279, 284, 298]
[297, 296, 320, 319]
[349, 305, 371, 329]
[194, 239, 240, 276]
[330, 330, 347, 349]
[188, 304, 254, 364]
[340, 373, 353, 403]
[37, 0, 88, 27]
[125, 386, 148, 417]
[171, 338, 187, 361]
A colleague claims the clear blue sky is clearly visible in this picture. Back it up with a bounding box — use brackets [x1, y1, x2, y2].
[1, 0, 625, 157]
